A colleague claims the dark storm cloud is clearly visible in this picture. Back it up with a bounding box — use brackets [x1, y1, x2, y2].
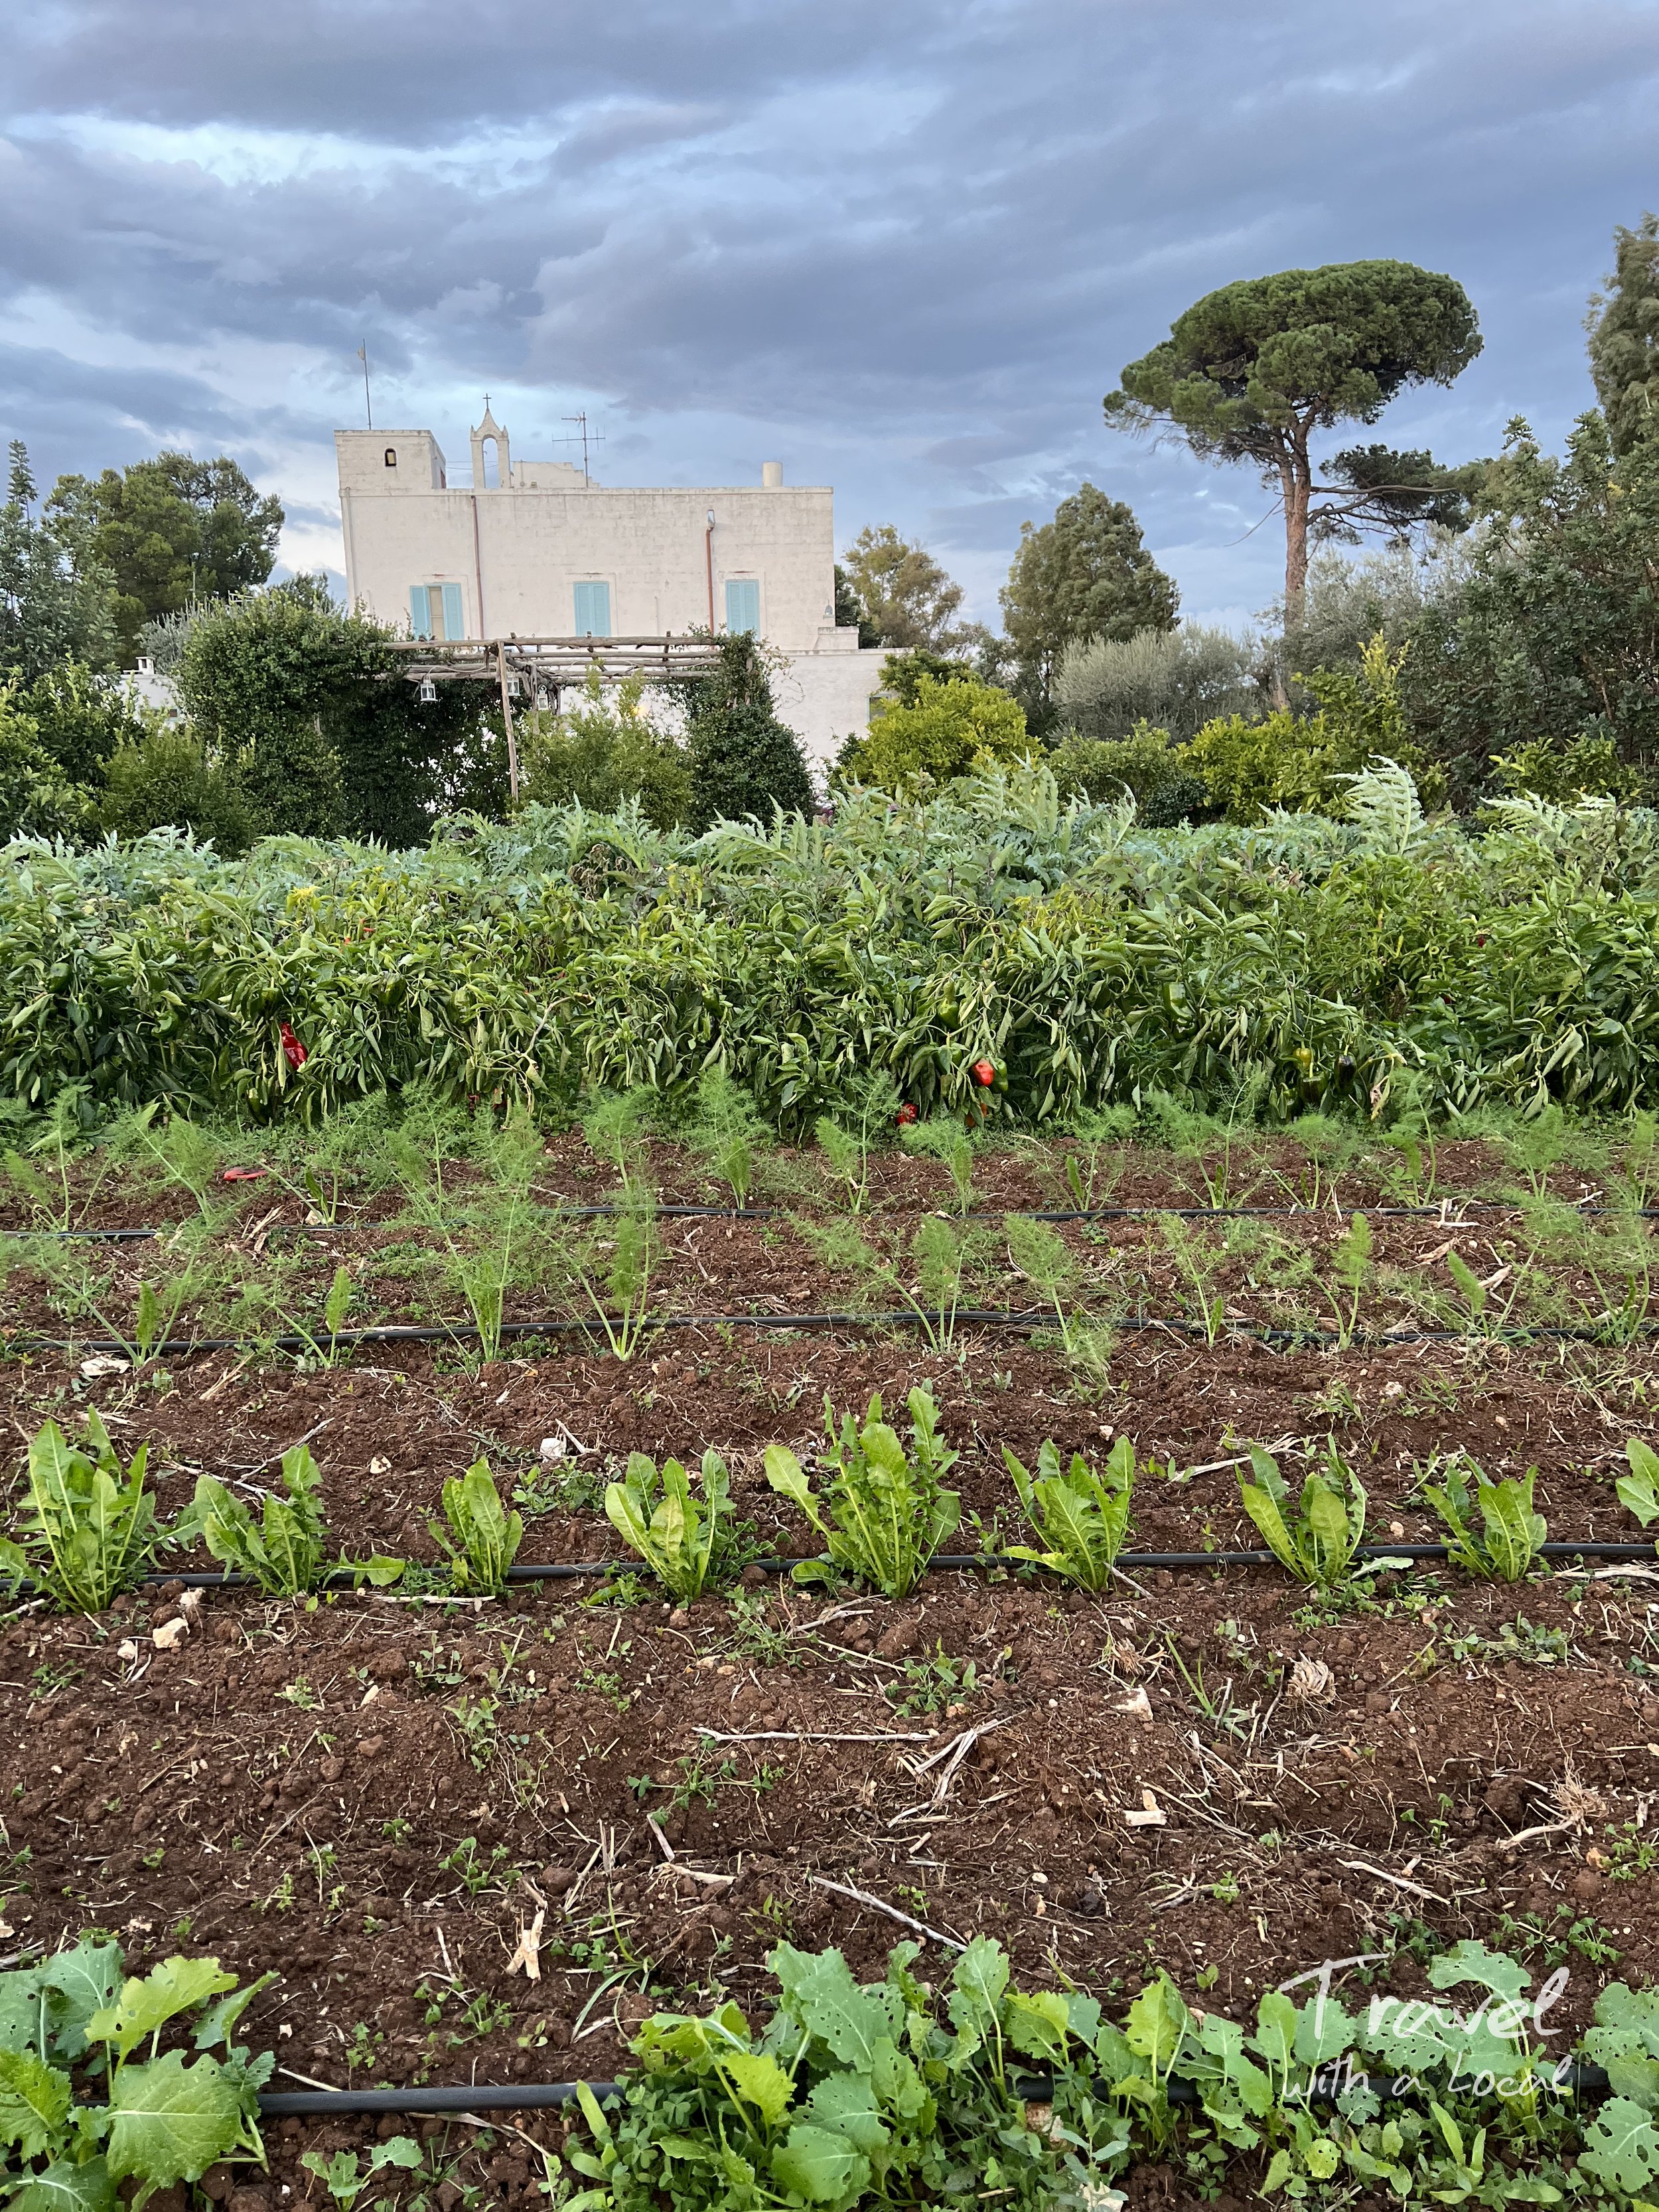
[2, 0, 1656, 620]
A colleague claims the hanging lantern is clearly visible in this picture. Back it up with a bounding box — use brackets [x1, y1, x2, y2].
[506, 674, 522, 698]
[417, 676, 437, 703]
[534, 688, 551, 711]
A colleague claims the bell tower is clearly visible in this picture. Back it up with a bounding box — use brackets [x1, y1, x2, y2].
[470, 398, 511, 488]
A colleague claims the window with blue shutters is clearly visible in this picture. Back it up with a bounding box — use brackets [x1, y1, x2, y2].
[573, 580, 612, 636]
[725, 577, 760, 634]
[410, 584, 467, 640]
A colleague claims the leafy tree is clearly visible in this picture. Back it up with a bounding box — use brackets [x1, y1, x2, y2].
[1054, 622, 1258, 741]
[47, 450, 283, 658]
[833, 563, 879, 647]
[682, 631, 814, 830]
[1399, 413, 1659, 802]
[839, 525, 968, 650]
[838, 671, 1029, 790]
[1104, 260, 1482, 623]
[177, 577, 489, 844]
[519, 668, 691, 827]
[875, 647, 985, 703]
[1279, 537, 1469, 689]
[999, 484, 1178, 733]
[1587, 212, 1659, 457]
[0, 443, 119, 681]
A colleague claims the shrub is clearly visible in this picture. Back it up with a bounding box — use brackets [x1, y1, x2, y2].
[0, 682, 95, 844]
[19, 661, 148, 789]
[1050, 720, 1210, 823]
[1181, 707, 1346, 820]
[518, 669, 691, 828]
[100, 727, 253, 851]
[841, 672, 1029, 790]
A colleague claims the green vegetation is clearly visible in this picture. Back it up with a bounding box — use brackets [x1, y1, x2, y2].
[13, 759, 1659, 1132]
[765, 1387, 960, 1598]
[563, 1934, 1659, 2211]
[428, 1458, 523, 1593]
[1003, 1436, 1135, 1588]
[1238, 1443, 1368, 1589]
[185, 1443, 403, 1597]
[1422, 1457, 1547, 1581]
[999, 481, 1179, 732]
[518, 668, 692, 828]
[1104, 258, 1482, 624]
[605, 1449, 744, 1602]
[0, 1931, 274, 2209]
[838, 668, 1029, 790]
[0, 1411, 171, 1612]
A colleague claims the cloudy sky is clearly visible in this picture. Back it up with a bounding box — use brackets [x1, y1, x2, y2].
[3, 0, 1656, 630]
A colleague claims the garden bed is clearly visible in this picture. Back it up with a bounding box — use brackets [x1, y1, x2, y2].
[5, 1129, 1659, 2209]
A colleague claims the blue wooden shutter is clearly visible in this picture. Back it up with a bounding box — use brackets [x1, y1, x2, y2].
[725, 578, 760, 634]
[441, 583, 465, 640]
[409, 585, 433, 639]
[573, 581, 611, 636]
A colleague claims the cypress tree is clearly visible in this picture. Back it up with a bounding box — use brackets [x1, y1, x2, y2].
[1588, 212, 1659, 457]
[684, 632, 814, 832]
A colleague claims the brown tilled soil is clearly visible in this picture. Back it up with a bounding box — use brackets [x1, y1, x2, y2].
[4, 1133, 1659, 2211]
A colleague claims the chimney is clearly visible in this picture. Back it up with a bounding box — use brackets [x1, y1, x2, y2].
[761, 460, 783, 488]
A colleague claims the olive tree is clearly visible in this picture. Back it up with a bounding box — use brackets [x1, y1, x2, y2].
[1104, 260, 1482, 624]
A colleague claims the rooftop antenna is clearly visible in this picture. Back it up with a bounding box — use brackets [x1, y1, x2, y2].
[557, 411, 605, 487]
[357, 343, 372, 429]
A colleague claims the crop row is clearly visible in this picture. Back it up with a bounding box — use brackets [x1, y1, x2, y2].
[17, 1919, 1659, 2211]
[9, 782, 1659, 1126]
[9, 1400, 1659, 1616]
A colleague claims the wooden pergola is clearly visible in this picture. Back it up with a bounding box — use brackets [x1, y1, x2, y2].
[384, 634, 723, 799]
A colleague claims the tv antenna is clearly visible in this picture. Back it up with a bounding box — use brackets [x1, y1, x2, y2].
[557, 411, 605, 486]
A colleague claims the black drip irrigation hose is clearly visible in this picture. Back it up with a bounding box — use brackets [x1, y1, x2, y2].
[18, 1310, 1659, 1357]
[89, 1538, 1659, 1598]
[25, 1199, 1659, 1242]
[255, 2062, 1613, 2120]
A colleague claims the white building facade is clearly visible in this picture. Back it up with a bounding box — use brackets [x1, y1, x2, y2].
[334, 407, 885, 766]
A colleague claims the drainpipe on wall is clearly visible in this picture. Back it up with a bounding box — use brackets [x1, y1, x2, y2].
[705, 509, 715, 633]
[470, 495, 486, 638]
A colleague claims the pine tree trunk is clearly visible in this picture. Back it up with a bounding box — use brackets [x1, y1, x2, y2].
[1282, 451, 1312, 630]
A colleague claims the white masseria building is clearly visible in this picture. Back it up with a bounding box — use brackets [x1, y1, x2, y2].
[334, 404, 887, 765]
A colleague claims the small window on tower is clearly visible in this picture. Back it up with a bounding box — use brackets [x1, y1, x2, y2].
[384, 447, 397, 467]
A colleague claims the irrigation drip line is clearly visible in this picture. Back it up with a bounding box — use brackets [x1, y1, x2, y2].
[19, 1309, 1659, 1358]
[25, 1198, 1659, 1242]
[90, 1537, 1659, 1599]
[254, 2063, 1612, 2120]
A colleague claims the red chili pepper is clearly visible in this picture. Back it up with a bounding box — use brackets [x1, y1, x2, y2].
[279, 1021, 309, 1070]
[970, 1059, 996, 1088]
[221, 1167, 269, 1182]
[896, 1102, 918, 1126]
